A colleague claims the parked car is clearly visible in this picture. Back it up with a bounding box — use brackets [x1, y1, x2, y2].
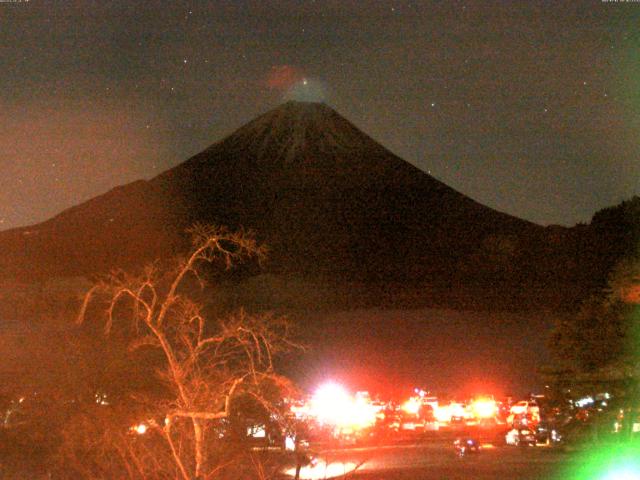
[505, 427, 536, 446]
[454, 437, 481, 457]
[535, 421, 562, 446]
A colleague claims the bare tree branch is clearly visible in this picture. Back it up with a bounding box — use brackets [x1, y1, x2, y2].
[72, 225, 298, 479]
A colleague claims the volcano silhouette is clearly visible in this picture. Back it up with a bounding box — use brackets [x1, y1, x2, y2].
[0, 102, 550, 305]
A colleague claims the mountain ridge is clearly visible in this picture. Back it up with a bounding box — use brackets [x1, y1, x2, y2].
[0, 101, 602, 309]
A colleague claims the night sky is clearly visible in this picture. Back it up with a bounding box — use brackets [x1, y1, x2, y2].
[2, 0, 639, 230]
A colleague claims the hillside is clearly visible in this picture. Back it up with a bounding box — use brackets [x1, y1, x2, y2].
[0, 102, 604, 309]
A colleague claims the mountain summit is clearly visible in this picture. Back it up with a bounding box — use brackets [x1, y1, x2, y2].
[0, 102, 551, 306]
[217, 101, 375, 164]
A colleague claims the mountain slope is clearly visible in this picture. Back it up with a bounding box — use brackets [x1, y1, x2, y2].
[154, 102, 539, 281]
[0, 101, 557, 306]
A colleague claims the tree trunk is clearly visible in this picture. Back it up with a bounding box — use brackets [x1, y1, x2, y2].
[193, 418, 205, 478]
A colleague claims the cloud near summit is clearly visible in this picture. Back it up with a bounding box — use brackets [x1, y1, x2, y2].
[265, 65, 305, 90]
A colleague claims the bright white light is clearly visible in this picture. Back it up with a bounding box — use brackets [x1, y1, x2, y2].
[450, 402, 467, 418]
[134, 423, 147, 435]
[311, 382, 350, 426]
[434, 404, 452, 423]
[285, 436, 296, 451]
[601, 466, 640, 480]
[472, 398, 497, 418]
[575, 396, 594, 408]
[402, 397, 421, 416]
[248, 425, 266, 438]
[510, 402, 528, 415]
[309, 382, 377, 430]
[284, 459, 359, 479]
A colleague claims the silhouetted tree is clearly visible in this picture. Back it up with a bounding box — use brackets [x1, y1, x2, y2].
[64, 225, 300, 479]
[548, 250, 640, 401]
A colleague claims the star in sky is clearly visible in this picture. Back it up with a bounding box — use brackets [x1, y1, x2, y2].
[0, 1, 637, 229]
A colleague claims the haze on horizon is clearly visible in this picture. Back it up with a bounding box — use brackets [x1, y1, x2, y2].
[1, 1, 639, 230]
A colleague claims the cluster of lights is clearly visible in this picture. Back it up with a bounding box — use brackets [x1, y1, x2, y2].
[401, 388, 501, 424]
[575, 396, 595, 408]
[401, 397, 421, 416]
[471, 398, 498, 419]
[307, 383, 503, 431]
[433, 402, 469, 423]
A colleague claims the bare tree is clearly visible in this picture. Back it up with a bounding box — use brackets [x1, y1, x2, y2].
[71, 225, 300, 479]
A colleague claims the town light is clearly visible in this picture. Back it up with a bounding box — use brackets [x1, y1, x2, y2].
[308, 382, 377, 430]
[401, 397, 421, 416]
[472, 398, 497, 418]
[284, 459, 359, 479]
[310, 382, 351, 426]
[134, 423, 147, 435]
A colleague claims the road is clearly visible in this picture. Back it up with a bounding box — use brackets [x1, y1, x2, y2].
[285, 443, 570, 480]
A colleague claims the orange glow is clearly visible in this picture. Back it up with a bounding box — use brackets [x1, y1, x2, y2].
[0, 99, 167, 229]
[622, 285, 640, 304]
[266, 64, 304, 89]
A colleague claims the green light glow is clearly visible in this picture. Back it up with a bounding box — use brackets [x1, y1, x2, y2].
[560, 443, 640, 480]
[602, 466, 639, 480]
